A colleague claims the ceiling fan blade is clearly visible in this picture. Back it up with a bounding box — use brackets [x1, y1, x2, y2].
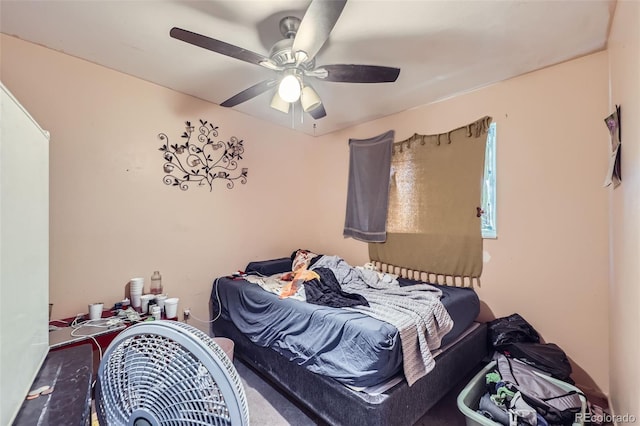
[315, 64, 400, 83]
[220, 79, 278, 107]
[308, 103, 327, 120]
[170, 27, 271, 67]
[292, 0, 347, 62]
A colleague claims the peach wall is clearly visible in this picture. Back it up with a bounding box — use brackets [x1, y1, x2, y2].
[321, 52, 612, 394]
[1, 34, 611, 394]
[0, 34, 332, 328]
[607, 0, 640, 419]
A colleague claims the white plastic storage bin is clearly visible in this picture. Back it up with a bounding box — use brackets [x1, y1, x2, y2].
[457, 360, 587, 426]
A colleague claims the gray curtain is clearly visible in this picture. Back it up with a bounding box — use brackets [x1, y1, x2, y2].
[343, 130, 394, 242]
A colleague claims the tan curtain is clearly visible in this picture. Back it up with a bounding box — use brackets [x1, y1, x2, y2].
[369, 116, 492, 282]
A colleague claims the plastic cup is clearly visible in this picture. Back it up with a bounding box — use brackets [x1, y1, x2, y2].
[140, 294, 154, 314]
[164, 297, 179, 319]
[130, 291, 142, 308]
[155, 294, 167, 312]
[88, 303, 104, 320]
[130, 277, 144, 292]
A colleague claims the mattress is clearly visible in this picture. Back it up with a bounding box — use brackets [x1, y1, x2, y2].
[212, 256, 480, 388]
[211, 315, 488, 426]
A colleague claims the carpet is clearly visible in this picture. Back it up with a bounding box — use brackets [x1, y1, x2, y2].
[89, 359, 474, 425]
[234, 359, 475, 426]
[234, 360, 319, 425]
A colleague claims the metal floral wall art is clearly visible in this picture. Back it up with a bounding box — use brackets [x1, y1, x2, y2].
[158, 120, 248, 191]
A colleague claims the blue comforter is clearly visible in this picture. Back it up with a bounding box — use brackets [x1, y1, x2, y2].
[211, 258, 479, 388]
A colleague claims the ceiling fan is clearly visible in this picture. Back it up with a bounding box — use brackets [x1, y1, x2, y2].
[170, 0, 400, 120]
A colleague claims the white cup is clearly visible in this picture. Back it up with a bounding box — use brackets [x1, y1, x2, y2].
[130, 291, 142, 308]
[88, 303, 104, 320]
[130, 277, 144, 291]
[164, 297, 179, 319]
[140, 294, 154, 314]
[155, 294, 168, 312]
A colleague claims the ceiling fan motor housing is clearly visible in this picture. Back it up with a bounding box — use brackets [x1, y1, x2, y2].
[270, 17, 315, 70]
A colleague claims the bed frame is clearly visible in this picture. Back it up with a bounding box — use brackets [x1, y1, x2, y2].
[210, 307, 488, 426]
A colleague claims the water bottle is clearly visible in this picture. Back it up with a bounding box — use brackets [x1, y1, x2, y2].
[150, 270, 163, 295]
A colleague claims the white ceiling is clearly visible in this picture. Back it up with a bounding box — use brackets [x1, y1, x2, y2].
[0, 0, 615, 136]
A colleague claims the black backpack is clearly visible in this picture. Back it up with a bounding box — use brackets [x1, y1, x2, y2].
[503, 342, 574, 384]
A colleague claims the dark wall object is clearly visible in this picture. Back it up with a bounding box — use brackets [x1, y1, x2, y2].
[158, 119, 248, 191]
[603, 104, 621, 187]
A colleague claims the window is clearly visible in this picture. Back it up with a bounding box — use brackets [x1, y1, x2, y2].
[481, 122, 497, 238]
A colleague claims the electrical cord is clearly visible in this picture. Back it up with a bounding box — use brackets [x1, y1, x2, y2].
[188, 311, 217, 324]
[69, 316, 125, 361]
[69, 316, 128, 391]
[70, 318, 116, 329]
[68, 314, 135, 391]
[70, 316, 111, 361]
[181, 272, 262, 324]
[188, 277, 223, 324]
[187, 272, 260, 324]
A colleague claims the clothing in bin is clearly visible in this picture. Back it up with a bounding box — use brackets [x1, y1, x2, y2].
[475, 354, 584, 426]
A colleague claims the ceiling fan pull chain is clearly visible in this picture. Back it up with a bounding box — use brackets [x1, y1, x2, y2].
[300, 102, 305, 125]
[291, 102, 296, 129]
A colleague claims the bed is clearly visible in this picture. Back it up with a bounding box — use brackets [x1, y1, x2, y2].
[210, 253, 488, 425]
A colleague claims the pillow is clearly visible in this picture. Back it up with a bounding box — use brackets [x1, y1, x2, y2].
[245, 257, 292, 276]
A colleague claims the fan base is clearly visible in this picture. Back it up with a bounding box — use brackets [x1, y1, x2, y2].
[130, 409, 157, 426]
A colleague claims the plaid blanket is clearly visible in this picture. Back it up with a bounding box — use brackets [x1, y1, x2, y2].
[312, 256, 453, 386]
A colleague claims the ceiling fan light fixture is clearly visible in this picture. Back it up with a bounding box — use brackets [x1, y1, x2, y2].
[270, 92, 290, 113]
[278, 74, 302, 103]
[301, 86, 322, 112]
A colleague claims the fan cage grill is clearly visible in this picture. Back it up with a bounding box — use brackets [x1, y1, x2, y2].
[96, 321, 249, 426]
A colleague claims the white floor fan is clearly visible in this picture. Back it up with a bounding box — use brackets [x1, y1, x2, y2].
[95, 320, 249, 426]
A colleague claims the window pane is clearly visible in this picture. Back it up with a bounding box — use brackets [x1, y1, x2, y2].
[481, 122, 497, 238]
